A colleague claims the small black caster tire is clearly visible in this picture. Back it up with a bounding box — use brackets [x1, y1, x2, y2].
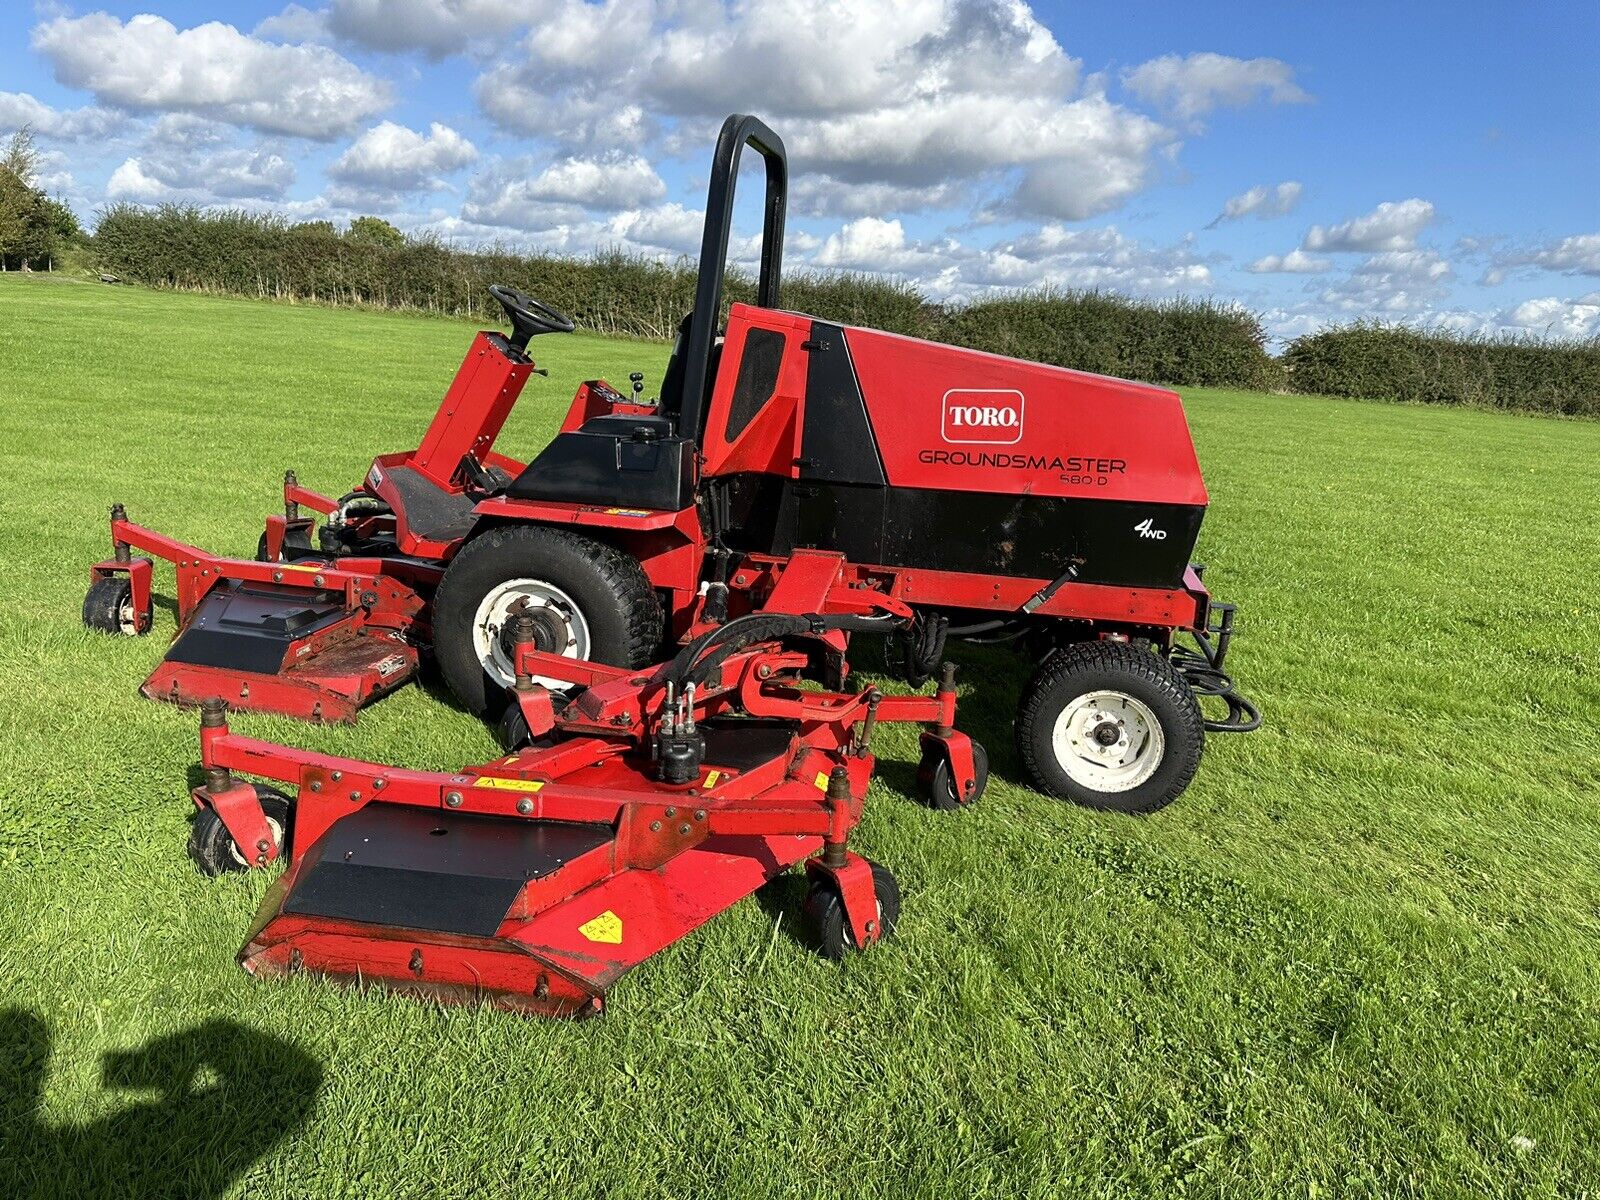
[187, 787, 292, 877]
[917, 740, 989, 811]
[256, 529, 319, 563]
[802, 861, 900, 961]
[83, 576, 150, 636]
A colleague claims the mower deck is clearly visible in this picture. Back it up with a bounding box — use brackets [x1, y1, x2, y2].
[189, 551, 982, 1016]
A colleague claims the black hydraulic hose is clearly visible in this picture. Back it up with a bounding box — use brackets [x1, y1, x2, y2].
[665, 609, 904, 690]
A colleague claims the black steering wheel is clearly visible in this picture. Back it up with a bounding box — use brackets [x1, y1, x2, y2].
[489, 284, 576, 350]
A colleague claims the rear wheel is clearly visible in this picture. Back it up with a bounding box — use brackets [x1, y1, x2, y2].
[1016, 640, 1204, 814]
[432, 525, 662, 717]
[82, 576, 150, 636]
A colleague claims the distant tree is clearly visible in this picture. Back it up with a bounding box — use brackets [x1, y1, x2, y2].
[0, 125, 74, 270]
[290, 219, 337, 236]
[346, 215, 405, 249]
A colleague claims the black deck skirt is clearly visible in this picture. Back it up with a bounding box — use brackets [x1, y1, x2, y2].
[283, 806, 614, 938]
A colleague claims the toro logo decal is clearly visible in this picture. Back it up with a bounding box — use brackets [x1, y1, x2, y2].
[941, 389, 1024, 445]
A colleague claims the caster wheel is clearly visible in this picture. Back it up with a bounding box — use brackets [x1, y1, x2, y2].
[917, 739, 989, 811]
[497, 704, 531, 751]
[82, 576, 150, 636]
[187, 786, 292, 877]
[802, 861, 900, 961]
[255, 529, 319, 563]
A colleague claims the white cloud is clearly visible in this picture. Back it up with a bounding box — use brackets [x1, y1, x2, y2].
[1498, 293, 1600, 340]
[1486, 232, 1600, 284]
[107, 145, 297, 202]
[0, 91, 125, 142]
[524, 155, 667, 208]
[808, 218, 1210, 300]
[326, 0, 529, 58]
[1207, 180, 1301, 227]
[476, 0, 1185, 221]
[1247, 249, 1330, 274]
[1122, 52, 1309, 126]
[32, 13, 391, 139]
[329, 121, 478, 191]
[253, 4, 331, 42]
[1303, 198, 1435, 253]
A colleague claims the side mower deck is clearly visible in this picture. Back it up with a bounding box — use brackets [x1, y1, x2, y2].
[188, 552, 985, 1016]
[87, 502, 434, 722]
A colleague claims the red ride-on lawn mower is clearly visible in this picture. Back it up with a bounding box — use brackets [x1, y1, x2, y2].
[86, 113, 1257, 817]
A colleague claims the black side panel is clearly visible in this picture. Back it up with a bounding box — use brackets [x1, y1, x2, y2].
[508, 425, 696, 511]
[165, 582, 349, 675]
[799, 323, 885, 486]
[283, 806, 613, 938]
[725, 327, 785, 441]
[759, 482, 1203, 589]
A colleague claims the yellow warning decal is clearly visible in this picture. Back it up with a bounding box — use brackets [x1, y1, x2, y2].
[703, 769, 722, 789]
[579, 910, 623, 944]
[604, 508, 650, 517]
[471, 777, 546, 792]
[814, 771, 830, 791]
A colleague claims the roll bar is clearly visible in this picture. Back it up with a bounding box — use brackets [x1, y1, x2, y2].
[676, 114, 787, 442]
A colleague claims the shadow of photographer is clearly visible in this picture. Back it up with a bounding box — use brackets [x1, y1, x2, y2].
[1, 1008, 322, 1199]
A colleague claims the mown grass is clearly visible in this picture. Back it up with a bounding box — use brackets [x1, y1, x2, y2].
[1, 274, 1598, 1198]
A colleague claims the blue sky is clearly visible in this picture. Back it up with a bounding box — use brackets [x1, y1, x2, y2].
[4, 0, 1597, 342]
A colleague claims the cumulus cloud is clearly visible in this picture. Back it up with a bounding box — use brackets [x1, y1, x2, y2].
[32, 12, 391, 139]
[523, 155, 667, 208]
[1207, 181, 1302, 228]
[1302, 198, 1435, 253]
[1497, 292, 1600, 340]
[1122, 52, 1309, 126]
[325, 0, 529, 58]
[477, 0, 1191, 221]
[108, 144, 297, 202]
[1484, 232, 1600, 284]
[253, 4, 331, 42]
[329, 121, 478, 191]
[1247, 249, 1329, 274]
[0, 92, 125, 142]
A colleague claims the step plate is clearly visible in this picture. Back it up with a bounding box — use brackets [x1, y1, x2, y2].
[282, 806, 613, 938]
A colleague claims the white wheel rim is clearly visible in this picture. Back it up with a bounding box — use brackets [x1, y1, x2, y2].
[1051, 690, 1165, 793]
[116, 599, 139, 636]
[228, 814, 284, 867]
[471, 578, 591, 691]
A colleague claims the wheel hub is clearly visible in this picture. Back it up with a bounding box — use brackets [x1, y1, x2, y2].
[471, 578, 592, 691]
[1052, 691, 1164, 793]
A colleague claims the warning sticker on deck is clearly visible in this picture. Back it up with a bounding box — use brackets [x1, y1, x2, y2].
[703, 769, 722, 789]
[603, 508, 650, 517]
[470, 777, 545, 792]
[814, 771, 829, 791]
[579, 910, 623, 944]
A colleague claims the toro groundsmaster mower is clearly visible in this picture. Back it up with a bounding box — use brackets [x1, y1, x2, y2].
[84, 115, 1257, 1014]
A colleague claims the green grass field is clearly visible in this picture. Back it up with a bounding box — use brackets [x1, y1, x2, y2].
[2, 274, 1598, 1198]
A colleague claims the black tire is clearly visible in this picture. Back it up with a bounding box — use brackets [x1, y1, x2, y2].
[187, 787, 292, 877]
[432, 525, 663, 717]
[802, 861, 900, 961]
[255, 529, 318, 563]
[1016, 640, 1204, 815]
[82, 576, 150, 636]
[917, 740, 989, 811]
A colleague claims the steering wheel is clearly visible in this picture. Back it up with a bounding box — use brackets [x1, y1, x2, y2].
[488, 284, 576, 350]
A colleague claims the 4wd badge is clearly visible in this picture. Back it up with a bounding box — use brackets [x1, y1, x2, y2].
[941, 389, 1024, 445]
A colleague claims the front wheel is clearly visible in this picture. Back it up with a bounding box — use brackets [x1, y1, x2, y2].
[83, 576, 150, 636]
[1016, 640, 1204, 815]
[431, 525, 663, 717]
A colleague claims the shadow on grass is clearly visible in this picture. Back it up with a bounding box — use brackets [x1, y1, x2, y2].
[0, 1009, 322, 1198]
